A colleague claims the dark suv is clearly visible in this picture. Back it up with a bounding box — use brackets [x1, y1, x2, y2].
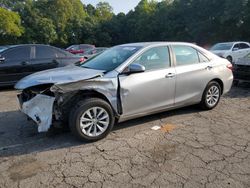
[0, 44, 82, 86]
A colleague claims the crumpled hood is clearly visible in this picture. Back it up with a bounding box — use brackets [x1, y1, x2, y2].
[235, 58, 250, 66]
[15, 65, 105, 90]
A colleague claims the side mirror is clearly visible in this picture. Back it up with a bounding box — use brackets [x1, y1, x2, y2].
[123, 63, 145, 74]
[232, 47, 239, 51]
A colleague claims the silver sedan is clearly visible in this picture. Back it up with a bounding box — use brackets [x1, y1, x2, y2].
[15, 42, 233, 141]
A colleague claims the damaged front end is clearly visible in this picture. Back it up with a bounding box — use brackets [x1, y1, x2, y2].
[17, 84, 56, 132]
[16, 73, 120, 133]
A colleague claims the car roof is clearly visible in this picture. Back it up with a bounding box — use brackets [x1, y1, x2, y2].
[0, 44, 74, 56]
[2, 44, 54, 50]
[10, 44, 51, 47]
[215, 41, 249, 45]
[119, 42, 198, 48]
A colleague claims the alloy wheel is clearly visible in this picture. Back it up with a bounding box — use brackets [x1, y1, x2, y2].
[206, 86, 220, 107]
[80, 107, 110, 137]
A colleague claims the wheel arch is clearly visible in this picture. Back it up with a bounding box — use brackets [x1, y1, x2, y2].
[73, 89, 119, 117]
[226, 55, 233, 63]
[209, 78, 224, 94]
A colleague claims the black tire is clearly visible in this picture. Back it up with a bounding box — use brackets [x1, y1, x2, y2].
[69, 98, 115, 142]
[200, 81, 221, 110]
[226, 56, 233, 63]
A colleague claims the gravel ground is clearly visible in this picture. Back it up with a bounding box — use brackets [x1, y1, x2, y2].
[0, 84, 249, 188]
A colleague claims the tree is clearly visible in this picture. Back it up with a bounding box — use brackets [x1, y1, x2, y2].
[0, 7, 23, 44]
[95, 2, 114, 22]
[1, 0, 250, 47]
[125, 0, 158, 42]
[0, 0, 26, 9]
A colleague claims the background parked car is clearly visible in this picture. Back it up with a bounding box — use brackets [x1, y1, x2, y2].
[82, 47, 108, 59]
[233, 52, 250, 85]
[66, 44, 95, 55]
[210, 41, 250, 63]
[0, 44, 83, 86]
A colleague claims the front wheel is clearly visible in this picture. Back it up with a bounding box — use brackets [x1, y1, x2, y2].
[200, 81, 221, 110]
[69, 98, 115, 142]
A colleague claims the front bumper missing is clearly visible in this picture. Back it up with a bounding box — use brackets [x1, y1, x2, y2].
[19, 94, 55, 132]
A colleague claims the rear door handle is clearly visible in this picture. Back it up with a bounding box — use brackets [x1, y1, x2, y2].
[21, 61, 30, 66]
[165, 73, 175, 78]
[205, 66, 213, 70]
[53, 59, 59, 64]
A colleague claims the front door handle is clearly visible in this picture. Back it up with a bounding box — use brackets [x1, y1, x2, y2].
[165, 73, 175, 78]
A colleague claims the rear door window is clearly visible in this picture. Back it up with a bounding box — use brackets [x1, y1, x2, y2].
[36, 46, 56, 59]
[172, 45, 200, 66]
[240, 43, 250, 49]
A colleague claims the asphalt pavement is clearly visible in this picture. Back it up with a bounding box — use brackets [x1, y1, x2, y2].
[0, 84, 249, 188]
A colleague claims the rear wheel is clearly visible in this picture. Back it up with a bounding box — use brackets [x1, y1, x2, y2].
[200, 81, 221, 110]
[69, 98, 115, 142]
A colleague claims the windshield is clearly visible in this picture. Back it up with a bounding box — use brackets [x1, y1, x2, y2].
[80, 46, 142, 71]
[211, 43, 233, 51]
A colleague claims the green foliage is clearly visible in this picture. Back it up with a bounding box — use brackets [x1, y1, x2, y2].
[95, 2, 114, 21]
[1, 0, 250, 47]
[0, 7, 24, 44]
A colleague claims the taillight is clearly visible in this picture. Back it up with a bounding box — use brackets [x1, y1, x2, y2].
[226, 64, 233, 71]
[79, 57, 85, 62]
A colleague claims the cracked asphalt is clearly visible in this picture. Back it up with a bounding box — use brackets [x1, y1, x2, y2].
[0, 84, 249, 188]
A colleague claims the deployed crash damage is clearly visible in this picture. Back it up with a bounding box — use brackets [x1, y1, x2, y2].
[16, 65, 119, 133]
[21, 94, 55, 132]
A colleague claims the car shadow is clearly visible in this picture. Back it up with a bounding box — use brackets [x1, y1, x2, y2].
[115, 105, 200, 131]
[0, 110, 83, 157]
[1, 85, 249, 158]
[0, 106, 200, 157]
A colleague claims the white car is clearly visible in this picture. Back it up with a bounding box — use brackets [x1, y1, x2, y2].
[210, 42, 250, 63]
